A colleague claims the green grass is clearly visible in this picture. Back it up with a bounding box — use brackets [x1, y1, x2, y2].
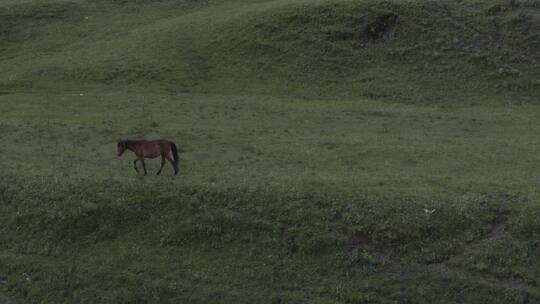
[1, 0, 540, 303]
[1, 0, 539, 100]
[2, 92, 540, 197]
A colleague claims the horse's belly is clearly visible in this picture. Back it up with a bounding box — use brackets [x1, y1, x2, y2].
[142, 146, 161, 158]
[144, 152, 160, 158]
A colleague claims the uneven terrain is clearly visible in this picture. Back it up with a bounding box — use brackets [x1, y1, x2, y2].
[1, 0, 540, 303]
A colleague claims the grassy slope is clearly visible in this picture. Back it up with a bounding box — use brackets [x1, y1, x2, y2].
[1, 0, 539, 100]
[1, 0, 540, 303]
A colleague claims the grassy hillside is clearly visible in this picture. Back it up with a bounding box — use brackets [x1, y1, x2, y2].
[1, 0, 539, 100]
[1, 0, 540, 303]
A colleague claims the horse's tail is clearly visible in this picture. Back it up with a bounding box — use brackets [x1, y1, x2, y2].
[170, 141, 179, 174]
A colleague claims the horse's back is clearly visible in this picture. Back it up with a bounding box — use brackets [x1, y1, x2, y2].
[130, 139, 165, 158]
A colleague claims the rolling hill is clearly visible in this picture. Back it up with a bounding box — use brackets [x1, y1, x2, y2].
[1, 0, 539, 101]
[1, 0, 540, 303]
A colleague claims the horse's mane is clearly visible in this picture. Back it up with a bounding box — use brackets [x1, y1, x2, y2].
[118, 139, 129, 147]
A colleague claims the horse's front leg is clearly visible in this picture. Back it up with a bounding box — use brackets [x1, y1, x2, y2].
[133, 159, 139, 173]
[140, 158, 147, 176]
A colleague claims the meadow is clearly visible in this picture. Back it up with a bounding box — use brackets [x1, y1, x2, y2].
[1, 0, 540, 303]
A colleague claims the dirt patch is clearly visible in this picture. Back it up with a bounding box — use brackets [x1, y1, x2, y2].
[363, 12, 399, 41]
[349, 232, 371, 250]
[0, 277, 15, 304]
[457, 213, 510, 257]
[486, 0, 540, 15]
[330, 12, 400, 43]
[1, 2, 82, 20]
[0, 2, 83, 44]
[0, 294, 16, 304]
[488, 214, 509, 240]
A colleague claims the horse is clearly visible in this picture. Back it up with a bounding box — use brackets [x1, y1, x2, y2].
[117, 139, 179, 175]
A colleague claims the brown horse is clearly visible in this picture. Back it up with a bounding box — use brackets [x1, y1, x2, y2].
[117, 139, 179, 175]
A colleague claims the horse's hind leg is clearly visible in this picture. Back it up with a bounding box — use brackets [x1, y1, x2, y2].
[165, 155, 178, 175]
[156, 156, 165, 175]
[133, 159, 139, 173]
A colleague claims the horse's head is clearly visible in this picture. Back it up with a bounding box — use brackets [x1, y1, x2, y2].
[117, 140, 127, 156]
